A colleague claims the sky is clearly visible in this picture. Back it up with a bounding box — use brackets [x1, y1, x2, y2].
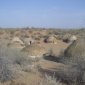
[0, 0, 85, 28]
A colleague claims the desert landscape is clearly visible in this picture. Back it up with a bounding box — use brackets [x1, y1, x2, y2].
[0, 0, 85, 85]
[0, 28, 84, 85]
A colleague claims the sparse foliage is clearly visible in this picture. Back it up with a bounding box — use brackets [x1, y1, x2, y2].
[39, 74, 62, 85]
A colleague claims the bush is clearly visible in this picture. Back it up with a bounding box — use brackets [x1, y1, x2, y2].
[65, 38, 85, 56]
[0, 57, 13, 82]
[55, 65, 84, 85]
[39, 74, 62, 85]
[61, 38, 85, 85]
[0, 45, 33, 82]
[12, 52, 32, 66]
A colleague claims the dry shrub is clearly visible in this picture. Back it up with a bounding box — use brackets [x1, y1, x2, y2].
[39, 74, 62, 85]
[0, 45, 33, 82]
[42, 37, 85, 85]
[64, 38, 85, 65]
[61, 38, 85, 85]
[0, 57, 13, 82]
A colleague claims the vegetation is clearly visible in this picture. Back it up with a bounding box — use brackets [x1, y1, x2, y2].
[0, 28, 85, 85]
[0, 57, 13, 82]
[39, 74, 62, 85]
[43, 38, 85, 85]
[61, 38, 85, 85]
[64, 38, 85, 65]
[0, 45, 33, 82]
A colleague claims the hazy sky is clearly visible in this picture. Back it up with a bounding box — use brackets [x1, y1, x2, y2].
[0, 0, 85, 28]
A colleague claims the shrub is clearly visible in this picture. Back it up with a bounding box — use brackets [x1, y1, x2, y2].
[39, 74, 62, 85]
[0, 45, 33, 82]
[64, 38, 85, 65]
[12, 52, 32, 66]
[54, 65, 84, 85]
[65, 39, 85, 57]
[61, 38, 85, 85]
[0, 57, 13, 82]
